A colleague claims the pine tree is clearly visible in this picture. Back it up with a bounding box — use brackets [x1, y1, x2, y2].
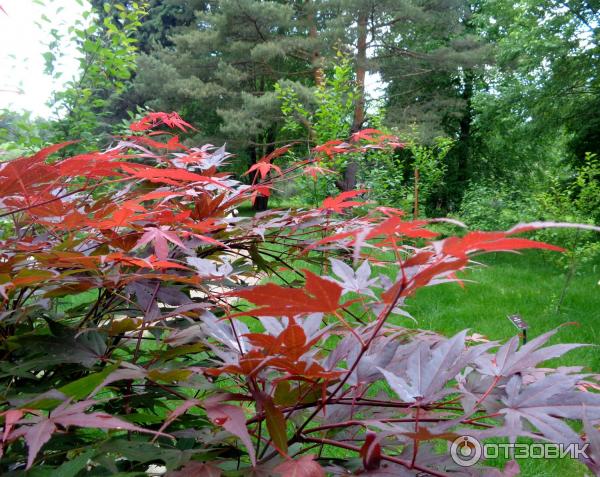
[371, 1, 490, 209]
[133, 1, 329, 208]
[131, 0, 491, 201]
[303, 0, 491, 192]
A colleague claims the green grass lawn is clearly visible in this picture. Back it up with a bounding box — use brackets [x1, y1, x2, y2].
[404, 252, 600, 372]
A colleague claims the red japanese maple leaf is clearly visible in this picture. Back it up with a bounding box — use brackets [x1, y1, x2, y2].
[312, 139, 349, 157]
[303, 164, 334, 180]
[442, 231, 564, 258]
[260, 144, 293, 162]
[227, 269, 342, 317]
[0, 142, 77, 198]
[58, 151, 129, 178]
[120, 164, 227, 188]
[8, 400, 167, 469]
[132, 226, 188, 260]
[273, 455, 325, 477]
[250, 184, 273, 204]
[360, 431, 382, 471]
[320, 189, 367, 213]
[366, 216, 439, 240]
[204, 400, 256, 466]
[104, 253, 190, 270]
[244, 161, 283, 180]
[129, 112, 196, 132]
[244, 318, 322, 361]
[244, 144, 291, 179]
[351, 128, 384, 142]
[126, 134, 187, 151]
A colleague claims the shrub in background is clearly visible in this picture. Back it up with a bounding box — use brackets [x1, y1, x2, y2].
[458, 181, 539, 232]
[0, 113, 599, 476]
[458, 155, 600, 270]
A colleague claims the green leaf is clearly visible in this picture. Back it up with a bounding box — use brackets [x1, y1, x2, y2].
[249, 242, 271, 273]
[123, 412, 166, 425]
[147, 369, 192, 383]
[58, 364, 119, 400]
[263, 396, 288, 454]
[99, 440, 194, 471]
[55, 448, 96, 477]
[157, 343, 207, 361]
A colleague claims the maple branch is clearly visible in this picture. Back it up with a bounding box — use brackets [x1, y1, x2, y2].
[294, 256, 410, 437]
[132, 281, 160, 363]
[299, 436, 449, 477]
[411, 404, 421, 468]
[145, 379, 190, 401]
[303, 417, 455, 434]
[475, 375, 502, 406]
[248, 398, 468, 427]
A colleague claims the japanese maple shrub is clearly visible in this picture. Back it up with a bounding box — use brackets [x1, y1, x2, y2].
[0, 112, 599, 476]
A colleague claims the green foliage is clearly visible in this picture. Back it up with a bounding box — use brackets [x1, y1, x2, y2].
[276, 52, 357, 146]
[362, 133, 453, 214]
[275, 53, 359, 204]
[44, 1, 147, 147]
[459, 155, 600, 267]
[361, 151, 408, 208]
[312, 54, 357, 144]
[570, 153, 600, 224]
[89, 0, 204, 54]
[458, 180, 539, 231]
[0, 110, 53, 159]
[407, 135, 453, 215]
[473, 0, 600, 170]
[533, 154, 600, 266]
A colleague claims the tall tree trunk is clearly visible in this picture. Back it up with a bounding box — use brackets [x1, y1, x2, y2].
[457, 71, 473, 185]
[338, 8, 368, 192]
[251, 77, 270, 212]
[306, 0, 323, 87]
[336, 161, 359, 191]
[352, 9, 368, 132]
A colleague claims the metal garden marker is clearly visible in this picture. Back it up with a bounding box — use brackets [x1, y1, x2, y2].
[507, 314, 529, 345]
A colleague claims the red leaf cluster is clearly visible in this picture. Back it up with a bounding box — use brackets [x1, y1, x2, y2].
[129, 111, 196, 132]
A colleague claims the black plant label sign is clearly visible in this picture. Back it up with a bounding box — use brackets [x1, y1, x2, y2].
[507, 314, 528, 330]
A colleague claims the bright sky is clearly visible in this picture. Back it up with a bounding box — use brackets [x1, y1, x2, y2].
[0, 0, 89, 117]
